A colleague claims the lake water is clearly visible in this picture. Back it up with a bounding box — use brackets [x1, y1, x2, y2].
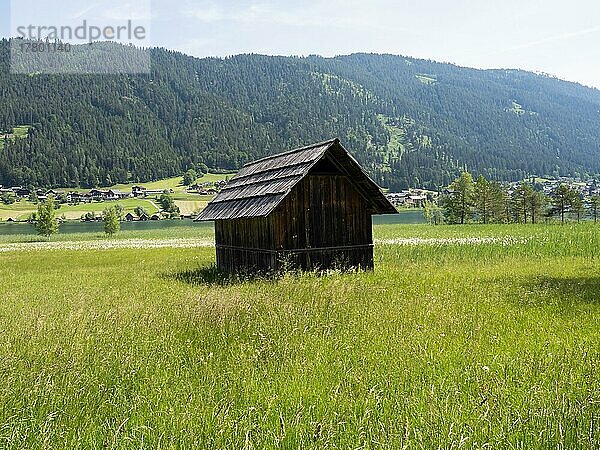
[0, 211, 424, 236]
[373, 210, 425, 225]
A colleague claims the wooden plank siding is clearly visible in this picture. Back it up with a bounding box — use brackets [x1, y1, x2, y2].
[215, 174, 374, 273]
[272, 175, 372, 250]
[215, 217, 276, 273]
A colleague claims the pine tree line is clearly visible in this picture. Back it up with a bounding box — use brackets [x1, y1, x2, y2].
[439, 173, 600, 224]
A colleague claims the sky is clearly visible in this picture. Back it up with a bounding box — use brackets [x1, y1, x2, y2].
[3, 0, 600, 88]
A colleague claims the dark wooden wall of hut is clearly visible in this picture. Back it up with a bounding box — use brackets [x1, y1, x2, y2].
[271, 174, 373, 271]
[215, 173, 374, 273]
[215, 217, 276, 273]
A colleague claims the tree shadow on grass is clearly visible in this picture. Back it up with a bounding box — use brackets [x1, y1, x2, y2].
[162, 265, 277, 287]
[518, 276, 600, 308]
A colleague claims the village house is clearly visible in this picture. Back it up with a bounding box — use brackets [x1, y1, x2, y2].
[132, 186, 147, 197]
[405, 194, 428, 208]
[386, 189, 436, 208]
[11, 187, 30, 197]
[85, 189, 131, 201]
[386, 192, 409, 207]
[133, 187, 167, 198]
[67, 192, 93, 203]
[89, 189, 108, 201]
[107, 190, 131, 201]
[187, 182, 219, 195]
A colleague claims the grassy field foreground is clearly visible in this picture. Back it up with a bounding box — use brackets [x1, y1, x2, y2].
[0, 224, 599, 448]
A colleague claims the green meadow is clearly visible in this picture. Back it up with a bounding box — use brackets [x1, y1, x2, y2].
[0, 223, 599, 448]
[0, 199, 160, 221]
[100, 173, 232, 198]
[55, 173, 231, 195]
[0, 173, 229, 220]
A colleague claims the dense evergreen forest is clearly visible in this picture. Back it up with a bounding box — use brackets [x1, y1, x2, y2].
[1, 39, 600, 190]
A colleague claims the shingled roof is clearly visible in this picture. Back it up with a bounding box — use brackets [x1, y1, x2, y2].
[195, 138, 397, 221]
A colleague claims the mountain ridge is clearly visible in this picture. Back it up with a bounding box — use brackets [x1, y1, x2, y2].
[1, 39, 599, 190]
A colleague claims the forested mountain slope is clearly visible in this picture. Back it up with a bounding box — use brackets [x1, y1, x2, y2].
[1, 39, 599, 190]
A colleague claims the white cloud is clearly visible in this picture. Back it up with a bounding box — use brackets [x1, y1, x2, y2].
[181, 0, 416, 32]
[72, 4, 100, 19]
[234, 3, 325, 27]
[184, 4, 225, 22]
[501, 26, 600, 53]
[181, 1, 317, 26]
[102, 1, 154, 21]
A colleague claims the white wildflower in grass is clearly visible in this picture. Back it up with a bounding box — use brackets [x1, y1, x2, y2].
[375, 237, 530, 246]
[0, 238, 215, 253]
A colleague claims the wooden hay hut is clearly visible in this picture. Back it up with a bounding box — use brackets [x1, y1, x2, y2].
[195, 139, 397, 273]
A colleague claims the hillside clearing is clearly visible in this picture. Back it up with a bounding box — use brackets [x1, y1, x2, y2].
[0, 125, 31, 150]
[415, 74, 437, 84]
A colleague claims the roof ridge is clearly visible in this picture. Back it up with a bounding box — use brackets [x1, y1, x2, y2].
[243, 138, 339, 167]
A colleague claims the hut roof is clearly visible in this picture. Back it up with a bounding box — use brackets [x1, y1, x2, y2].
[196, 138, 397, 221]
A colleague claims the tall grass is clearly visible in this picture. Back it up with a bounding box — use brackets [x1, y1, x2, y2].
[0, 224, 599, 448]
